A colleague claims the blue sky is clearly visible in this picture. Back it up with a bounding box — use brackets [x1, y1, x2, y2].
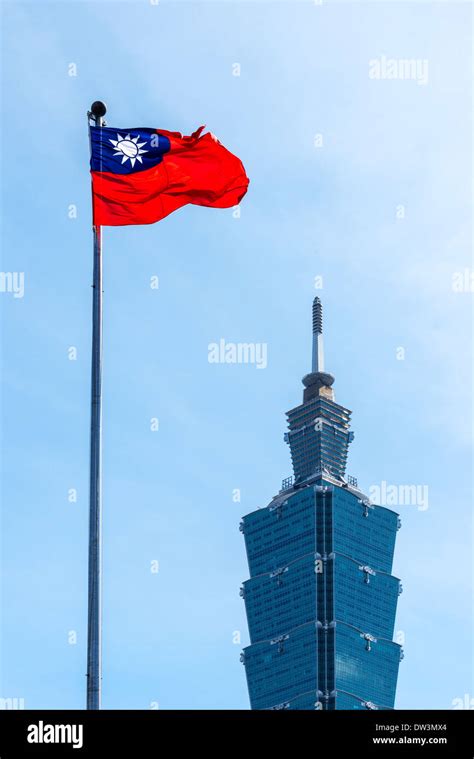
[1, 0, 472, 710]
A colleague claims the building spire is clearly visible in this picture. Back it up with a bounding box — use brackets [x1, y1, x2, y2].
[312, 296, 324, 373]
[302, 296, 335, 401]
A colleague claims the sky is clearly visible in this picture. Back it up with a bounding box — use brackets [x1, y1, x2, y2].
[0, 0, 472, 710]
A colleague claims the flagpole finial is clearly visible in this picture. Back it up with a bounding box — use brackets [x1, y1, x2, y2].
[90, 101, 107, 119]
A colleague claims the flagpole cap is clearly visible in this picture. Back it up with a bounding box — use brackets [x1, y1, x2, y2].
[90, 101, 107, 118]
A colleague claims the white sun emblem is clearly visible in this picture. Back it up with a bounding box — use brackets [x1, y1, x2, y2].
[109, 133, 148, 167]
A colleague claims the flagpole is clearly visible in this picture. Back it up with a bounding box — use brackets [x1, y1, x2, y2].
[86, 100, 107, 710]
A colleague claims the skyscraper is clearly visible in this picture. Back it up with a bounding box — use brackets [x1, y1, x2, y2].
[240, 298, 403, 710]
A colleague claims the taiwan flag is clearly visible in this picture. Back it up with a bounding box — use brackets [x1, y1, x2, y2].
[89, 125, 249, 226]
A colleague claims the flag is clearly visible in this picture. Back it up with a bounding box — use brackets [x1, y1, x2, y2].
[90, 125, 249, 226]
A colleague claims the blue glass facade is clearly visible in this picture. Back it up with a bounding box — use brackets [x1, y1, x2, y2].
[285, 397, 353, 482]
[240, 300, 402, 710]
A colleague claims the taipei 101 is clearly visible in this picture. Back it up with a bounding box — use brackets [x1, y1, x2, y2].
[0, 0, 472, 755]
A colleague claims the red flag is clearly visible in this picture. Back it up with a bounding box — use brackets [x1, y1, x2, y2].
[90, 125, 249, 226]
